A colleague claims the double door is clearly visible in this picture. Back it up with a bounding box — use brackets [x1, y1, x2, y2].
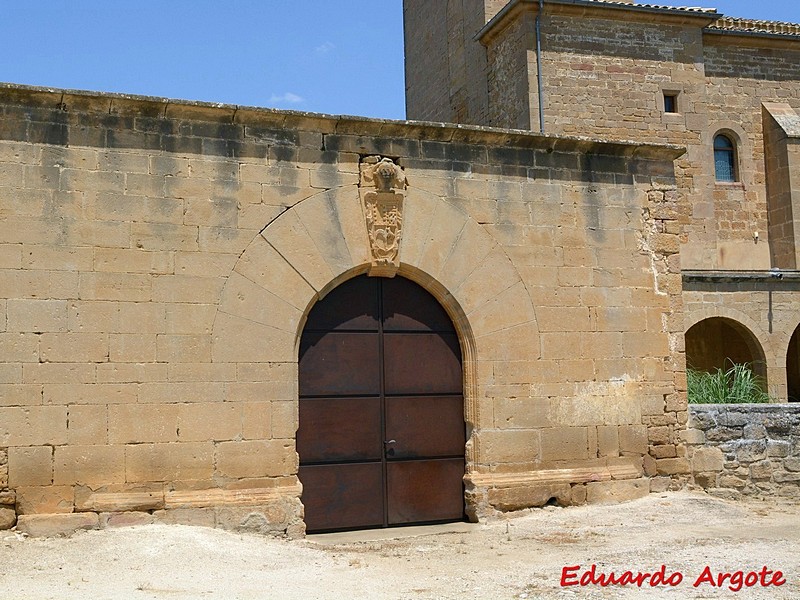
[297, 275, 465, 532]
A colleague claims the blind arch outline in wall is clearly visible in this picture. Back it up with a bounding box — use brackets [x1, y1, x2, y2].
[210, 184, 540, 488]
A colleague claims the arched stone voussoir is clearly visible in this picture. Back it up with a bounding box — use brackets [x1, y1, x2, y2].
[397, 188, 439, 268]
[279, 187, 368, 288]
[259, 209, 333, 293]
[259, 186, 366, 293]
[475, 321, 541, 363]
[451, 245, 527, 317]
[233, 235, 316, 312]
[413, 197, 470, 281]
[218, 271, 303, 334]
[437, 218, 496, 294]
[400, 189, 500, 292]
[466, 280, 538, 341]
[212, 312, 296, 363]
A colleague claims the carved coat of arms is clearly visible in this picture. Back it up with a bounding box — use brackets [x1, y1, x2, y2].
[360, 157, 407, 277]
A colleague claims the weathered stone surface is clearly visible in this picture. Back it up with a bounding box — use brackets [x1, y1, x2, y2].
[749, 460, 774, 481]
[717, 474, 747, 489]
[735, 441, 767, 463]
[153, 508, 215, 528]
[0, 507, 16, 530]
[705, 427, 743, 442]
[649, 477, 671, 493]
[694, 472, 717, 488]
[773, 471, 800, 483]
[0, 71, 750, 528]
[215, 497, 303, 537]
[586, 479, 649, 504]
[784, 458, 800, 472]
[688, 406, 800, 497]
[16, 512, 99, 537]
[15, 486, 74, 514]
[487, 483, 571, 511]
[655, 458, 690, 476]
[99, 511, 155, 528]
[743, 424, 767, 440]
[692, 447, 724, 473]
[570, 484, 587, 506]
[767, 441, 791, 458]
[650, 445, 677, 459]
[642, 454, 657, 477]
[74, 485, 164, 512]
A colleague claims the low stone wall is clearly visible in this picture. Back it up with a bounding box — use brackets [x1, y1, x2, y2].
[686, 404, 800, 499]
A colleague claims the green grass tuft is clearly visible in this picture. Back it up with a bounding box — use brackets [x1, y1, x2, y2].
[687, 362, 771, 404]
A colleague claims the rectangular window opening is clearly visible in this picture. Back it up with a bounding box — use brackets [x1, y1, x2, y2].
[663, 93, 677, 114]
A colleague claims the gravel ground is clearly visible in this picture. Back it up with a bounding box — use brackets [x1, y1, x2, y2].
[1, 490, 799, 600]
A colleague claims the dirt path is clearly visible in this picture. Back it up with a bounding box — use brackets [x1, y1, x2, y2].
[1, 490, 799, 599]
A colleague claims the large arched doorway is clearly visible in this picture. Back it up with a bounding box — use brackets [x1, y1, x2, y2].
[685, 317, 767, 381]
[788, 326, 800, 403]
[297, 274, 466, 532]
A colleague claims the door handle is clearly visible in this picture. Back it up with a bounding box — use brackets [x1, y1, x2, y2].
[384, 439, 396, 457]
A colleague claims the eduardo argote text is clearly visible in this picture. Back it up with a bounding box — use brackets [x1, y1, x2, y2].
[561, 564, 786, 592]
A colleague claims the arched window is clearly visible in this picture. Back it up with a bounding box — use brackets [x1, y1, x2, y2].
[714, 133, 737, 182]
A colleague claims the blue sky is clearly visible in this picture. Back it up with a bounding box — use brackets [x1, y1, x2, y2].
[0, 1, 796, 121]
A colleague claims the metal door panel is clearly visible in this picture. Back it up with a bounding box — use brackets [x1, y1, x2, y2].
[304, 275, 379, 331]
[299, 332, 380, 396]
[299, 275, 465, 532]
[383, 333, 462, 395]
[299, 463, 384, 532]
[385, 396, 465, 459]
[298, 397, 382, 463]
[387, 459, 465, 525]
[382, 276, 455, 332]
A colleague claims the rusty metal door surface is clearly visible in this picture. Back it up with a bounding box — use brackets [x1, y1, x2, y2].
[298, 275, 465, 533]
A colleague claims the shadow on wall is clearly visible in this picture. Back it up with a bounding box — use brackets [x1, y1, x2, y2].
[686, 317, 768, 384]
[789, 326, 800, 403]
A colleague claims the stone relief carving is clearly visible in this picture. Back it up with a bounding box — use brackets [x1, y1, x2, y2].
[360, 157, 407, 277]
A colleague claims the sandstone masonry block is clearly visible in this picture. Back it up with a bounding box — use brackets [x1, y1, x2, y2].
[215, 440, 296, 479]
[6, 299, 68, 332]
[16, 512, 99, 537]
[8, 445, 52, 487]
[0, 507, 15, 530]
[108, 404, 179, 444]
[540, 427, 588, 461]
[40, 333, 108, 363]
[177, 403, 242, 442]
[692, 447, 724, 472]
[586, 479, 649, 504]
[125, 442, 214, 483]
[100, 511, 156, 528]
[54, 445, 125, 486]
[656, 457, 690, 476]
[0, 406, 67, 446]
[15, 485, 74, 514]
[479, 430, 540, 464]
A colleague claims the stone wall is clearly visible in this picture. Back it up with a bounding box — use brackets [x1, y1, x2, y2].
[485, 11, 532, 131]
[0, 83, 687, 535]
[414, 2, 800, 272]
[403, 0, 492, 125]
[686, 404, 800, 499]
